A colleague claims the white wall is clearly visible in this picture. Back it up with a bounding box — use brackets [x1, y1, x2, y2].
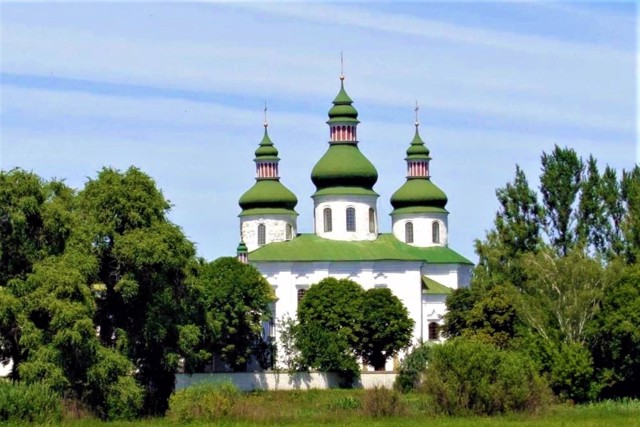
[312, 195, 378, 241]
[175, 372, 398, 391]
[391, 212, 448, 247]
[241, 214, 297, 252]
[254, 260, 426, 369]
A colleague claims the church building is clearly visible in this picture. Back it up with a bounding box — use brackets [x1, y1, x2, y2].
[237, 73, 472, 366]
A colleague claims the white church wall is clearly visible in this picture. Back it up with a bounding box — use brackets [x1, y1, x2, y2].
[241, 214, 297, 252]
[391, 212, 449, 247]
[421, 263, 469, 289]
[312, 195, 378, 241]
[253, 260, 428, 368]
[422, 294, 448, 342]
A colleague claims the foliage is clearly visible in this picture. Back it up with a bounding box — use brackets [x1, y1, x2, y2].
[518, 247, 608, 345]
[421, 338, 551, 416]
[0, 381, 63, 424]
[548, 342, 598, 403]
[589, 263, 640, 399]
[276, 315, 302, 371]
[191, 257, 274, 372]
[296, 278, 364, 384]
[167, 382, 240, 422]
[358, 288, 414, 370]
[361, 386, 407, 417]
[395, 342, 432, 393]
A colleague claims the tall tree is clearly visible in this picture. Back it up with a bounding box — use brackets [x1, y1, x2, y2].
[76, 167, 197, 415]
[0, 169, 73, 287]
[539, 146, 583, 255]
[577, 156, 607, 254]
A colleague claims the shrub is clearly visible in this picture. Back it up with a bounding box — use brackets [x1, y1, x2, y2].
[550, 342, 598, 402]
[394, 342, 432, 392]
[0, 381, 62, 423]
[361, 386, 406, 417]
[167, 381, 240, 422]
[420, 338, 551, 415]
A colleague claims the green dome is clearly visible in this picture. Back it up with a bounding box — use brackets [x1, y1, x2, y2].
[327, 80, 359, 124]
[255, 128, 279, 160]
[239, 179, 298, 212]
[311, 144, 378, 192]
[390, 178, 448, 212]
[406, 128, 431, 159]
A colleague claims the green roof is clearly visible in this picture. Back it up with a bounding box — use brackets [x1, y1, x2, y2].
[311, 144, 378, 192]
[422, 276, 452, 295]
[390, 206, 448, 215]
[239, 179, 298, 213]
[249, 233, 473, 264]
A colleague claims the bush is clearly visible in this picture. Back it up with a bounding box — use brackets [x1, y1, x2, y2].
[420, 338, 551, 415]
[167, 382, 240, 422]
[361, 386, 406, 417]
[0, 381, 63, 423]
[395, 342, 432, 392]
[550, 342, 598, 402]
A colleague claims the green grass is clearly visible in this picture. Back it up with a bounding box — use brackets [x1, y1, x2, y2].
[24, 391, 640, 427]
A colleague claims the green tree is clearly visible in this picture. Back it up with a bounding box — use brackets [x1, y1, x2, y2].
[0, 169, 73, 288]
[540, 146, 583, 256]
[358, 288, 414, 371]
[589, 263, 640, 398]
[76, 167, 197, 415]
[191, 257, 274, 372]
[296, 278, 364, 382]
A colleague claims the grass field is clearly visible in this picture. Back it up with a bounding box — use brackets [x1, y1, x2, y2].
[50, 390, 640, 427]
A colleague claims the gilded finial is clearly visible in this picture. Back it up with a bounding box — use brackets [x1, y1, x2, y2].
[340, 51, 345, 81]
[414, 101, 420, 127]
[263, 101, 268, 128]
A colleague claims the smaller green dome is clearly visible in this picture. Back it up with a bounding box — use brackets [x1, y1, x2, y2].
[327, 80, 359, 124]
[236, 242, 248, 253]
[255, 128, 279, 160]
[239, 179, 298, 212]
[390, 178, 448, 212]
[406, 127, 431, 160]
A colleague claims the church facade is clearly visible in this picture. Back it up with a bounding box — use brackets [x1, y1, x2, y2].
[237, 74, 472, 368]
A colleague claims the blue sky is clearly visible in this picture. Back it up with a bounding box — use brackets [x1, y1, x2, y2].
[1, 2, 637, 263]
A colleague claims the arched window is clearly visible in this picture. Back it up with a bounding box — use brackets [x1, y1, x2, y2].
[258, 224, 266, 246]
[432, 221, 440, 244]
[405, 221, 414, 243]
[368, 208, 375, 233]
[323, 208, 332, 232]
[286, 224, 292, 240]
[428, 322, 440, 341]
[346, 207, 356, 232]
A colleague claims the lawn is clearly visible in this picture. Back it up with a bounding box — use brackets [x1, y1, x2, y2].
[53, 390, 640, 427]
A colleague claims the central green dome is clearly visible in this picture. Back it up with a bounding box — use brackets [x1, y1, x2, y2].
[311, 78, 377, 196]
[311, 144, 378, 193]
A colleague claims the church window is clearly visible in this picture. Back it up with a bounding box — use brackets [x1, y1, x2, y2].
[346, 207, 356, 232]
[286, 224, 292, 240]
[258, 224, 266, 246]
[405, 222, 414, 243]
[428, 322, 440, 341]
[369, 208, 375, 233]
[297, 288, 307, 303]
[323, 208, 333, 232]
[432, 221, 440, 244]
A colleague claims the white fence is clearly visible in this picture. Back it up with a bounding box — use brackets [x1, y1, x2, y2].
[175, 372, 398, 392]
